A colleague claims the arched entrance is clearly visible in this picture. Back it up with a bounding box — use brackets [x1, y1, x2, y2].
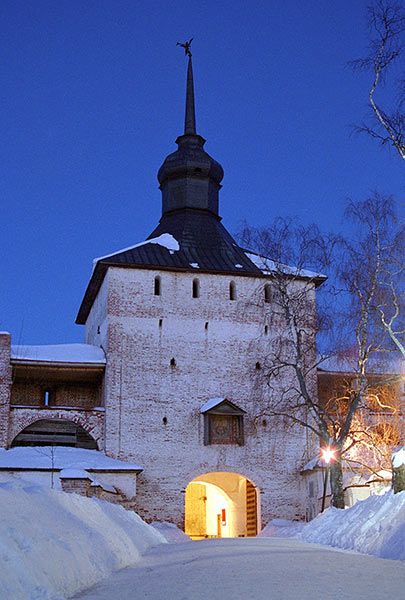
[185, 472, 260, 539]
[11, 419, 98, 449]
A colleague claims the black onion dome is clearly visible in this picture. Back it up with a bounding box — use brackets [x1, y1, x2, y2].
[157, 133, 224, 187]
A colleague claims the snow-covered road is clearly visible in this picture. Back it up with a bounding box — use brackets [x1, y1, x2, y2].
[74, 537, 405, 600]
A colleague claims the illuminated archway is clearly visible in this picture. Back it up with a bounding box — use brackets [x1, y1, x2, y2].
[185, 471, 260, 539]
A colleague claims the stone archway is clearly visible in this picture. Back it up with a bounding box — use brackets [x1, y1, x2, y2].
[11, 418, 98, 449]
[185, 471, 260, 539]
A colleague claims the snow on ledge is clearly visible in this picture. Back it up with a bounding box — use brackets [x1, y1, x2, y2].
[11, 343, 106, 364]
[0, 446, 142, 472]
[245, 251, 325, 280]
[93, 233, 180, 264]
[59, 468, 91, 480]
[200, 398, 225, 413]
[59, 469, 117, 493]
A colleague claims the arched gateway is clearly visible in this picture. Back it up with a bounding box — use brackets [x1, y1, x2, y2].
[185, 472, 260, 539]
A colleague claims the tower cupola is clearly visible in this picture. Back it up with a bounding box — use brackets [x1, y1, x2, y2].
[157, 55, 224, 217]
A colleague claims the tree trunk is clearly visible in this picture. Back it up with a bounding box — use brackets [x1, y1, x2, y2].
[329, 456, 345, 509]
[392, 464, 405, 494]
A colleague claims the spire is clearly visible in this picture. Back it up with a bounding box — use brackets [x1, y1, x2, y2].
[157, 42, 224, 218]
[184, 56, 196, 135]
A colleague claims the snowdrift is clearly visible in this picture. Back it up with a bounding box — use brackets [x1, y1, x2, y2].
[260, 490, 405, 561]
[298, 489, 405, 561]
[151, 521, 191, 542]
[259, 518, 306, 538]
[0, 479, 165, 600]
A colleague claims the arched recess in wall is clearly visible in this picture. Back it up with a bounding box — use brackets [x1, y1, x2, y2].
[184, 471, 260, 539]
[11, 419, 98, 449]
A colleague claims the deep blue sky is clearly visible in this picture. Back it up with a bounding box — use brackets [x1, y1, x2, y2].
[1, 0, 403, 345]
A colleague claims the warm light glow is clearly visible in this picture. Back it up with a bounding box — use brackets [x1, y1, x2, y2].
[321, 447, 335, 464]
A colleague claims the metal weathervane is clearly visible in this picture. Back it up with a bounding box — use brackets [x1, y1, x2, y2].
[177, 38, 193, 57]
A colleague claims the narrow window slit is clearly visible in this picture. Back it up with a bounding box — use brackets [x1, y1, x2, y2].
[192, 279, 200, 298]
[229, 281, 236, 301]
[154, 276, 161, 296]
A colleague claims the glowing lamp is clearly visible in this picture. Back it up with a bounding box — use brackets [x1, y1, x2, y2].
[321, 447, 335, 464]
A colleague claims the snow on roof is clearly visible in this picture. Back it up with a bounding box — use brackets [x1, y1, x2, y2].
[11, 343, 106, 364]
[59, 468, 91, 479]
[200, 398, 226, 413]
[245, 251, 325, 280]
[301, 456, 321, 471]
[318, 354, 403, 375]
[366, 470, 392, 483]
[392, 447, 405, 469]
[0, 446, 142, 472]
[93, 233, 180, 264]
[59, 469, 117, 493]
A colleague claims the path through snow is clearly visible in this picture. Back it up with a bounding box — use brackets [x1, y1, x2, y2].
[74, 537, 405, 600]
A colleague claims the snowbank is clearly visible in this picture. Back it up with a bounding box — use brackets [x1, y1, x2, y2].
[299, 489, 405, 560]
[259, 518, 306, 538]
[0, 479, 165, 600]
[151, 522, 191, 543]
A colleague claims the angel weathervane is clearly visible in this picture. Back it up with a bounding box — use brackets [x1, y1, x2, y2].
[177, 38, 193, 57]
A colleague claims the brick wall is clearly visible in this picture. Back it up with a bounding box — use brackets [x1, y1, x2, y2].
[7, 407, 105, 448]
[11, 381, 101, 408]
[0, 333, 12, 447]
[60, 477, 92, 496]
[85, 266, 315, 528]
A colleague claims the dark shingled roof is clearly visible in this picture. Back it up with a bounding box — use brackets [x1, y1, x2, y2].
[76, 208, 262, 324]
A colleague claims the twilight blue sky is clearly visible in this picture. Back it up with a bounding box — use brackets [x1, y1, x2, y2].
[1, 0, 403, 345]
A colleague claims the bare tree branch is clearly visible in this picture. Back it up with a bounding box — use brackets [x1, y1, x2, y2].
[350, 1, 405, 160]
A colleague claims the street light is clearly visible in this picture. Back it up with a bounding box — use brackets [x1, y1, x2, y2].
[320, 446, 335, 513]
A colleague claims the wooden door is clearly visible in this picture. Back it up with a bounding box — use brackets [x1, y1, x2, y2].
[246, 480, 257, 537]
[185, 483, 207, 537]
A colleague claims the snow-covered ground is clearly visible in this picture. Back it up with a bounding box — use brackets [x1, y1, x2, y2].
[74, 537, 405, 600]
[0, 478, 165, 600]
[1, 476, 404, 599]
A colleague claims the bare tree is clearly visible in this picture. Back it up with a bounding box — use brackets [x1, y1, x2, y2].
[35, 443, 57, 488]
[350, 0, 405, 160]
[241, 196, 403, 509]
[241, 219, 353, 508]
[340, 192, 404, 358]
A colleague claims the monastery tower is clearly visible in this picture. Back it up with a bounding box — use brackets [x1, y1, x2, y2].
[75, 52, 313, 534]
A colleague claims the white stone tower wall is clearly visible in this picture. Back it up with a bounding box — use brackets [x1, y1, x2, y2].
[85, 266, 315, 528]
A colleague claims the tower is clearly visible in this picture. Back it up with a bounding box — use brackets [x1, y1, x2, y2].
[76, 52, 310, 533]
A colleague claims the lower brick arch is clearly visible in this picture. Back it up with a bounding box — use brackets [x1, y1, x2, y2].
[11, 418, 99, 449]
